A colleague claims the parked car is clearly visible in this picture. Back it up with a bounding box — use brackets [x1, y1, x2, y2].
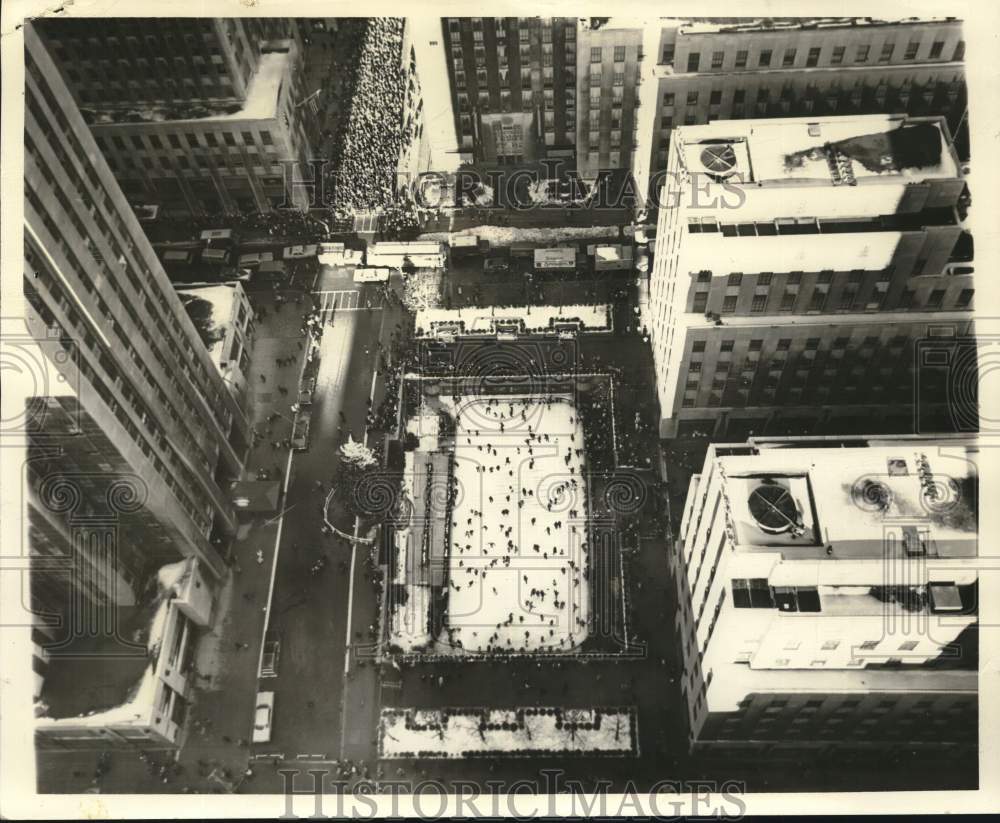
[483, 258, 511, 275]
[252, 691, 275, 743]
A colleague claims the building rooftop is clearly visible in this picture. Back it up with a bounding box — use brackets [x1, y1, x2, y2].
[677, 115, 959, 186]
[674, 16, 961, 36]
[35, 560, 190, 725]
[82, 44, 292, 127]
[714, 443, 977, 557]
[176, 284, 237, 367]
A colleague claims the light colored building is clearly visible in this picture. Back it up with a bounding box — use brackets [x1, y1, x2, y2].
[35, 558, 214, 749]
[575, 18, 645, 182]
[674, 435, 978, 754]
[35, 19, 316, 215]
[24, 23, 250, 592]
[176, 283, 255, 410]
[634, 17, 966, 201]
[646, 114, 974, 438]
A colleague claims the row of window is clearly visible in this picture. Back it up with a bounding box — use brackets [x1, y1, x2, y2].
[24, 277, 212, 537]
[25, 60, 235, 446]
[664, 37, 962, 71]
[695, 286, 971, 315]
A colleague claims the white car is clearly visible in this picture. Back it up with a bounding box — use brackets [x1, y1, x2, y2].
[252, 691, 275, 743]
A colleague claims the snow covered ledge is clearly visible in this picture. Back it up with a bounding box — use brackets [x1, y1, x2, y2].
[414, 304, 612, 339]
[379, 706, 638, 758]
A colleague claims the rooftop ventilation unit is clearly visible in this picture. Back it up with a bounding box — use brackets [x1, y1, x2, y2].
[747, 479, 805, 535]
[697, 144, 739, 175]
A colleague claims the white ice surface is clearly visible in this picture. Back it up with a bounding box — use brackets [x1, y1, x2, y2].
[437, 395, 590, 654]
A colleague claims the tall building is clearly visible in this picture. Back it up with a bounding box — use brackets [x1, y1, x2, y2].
[33, 18, 317, 214]
[442, 16, 578, 167]
[633, 17, 966, 201]
[574, 18, 645, 183]
[23, 22, 250, 602]
[645, 114, 974, 439]
[674, 435, 978, 755]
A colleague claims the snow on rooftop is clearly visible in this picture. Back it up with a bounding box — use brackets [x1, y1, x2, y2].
[415, 305, 610, 337]
[719, 445, 977, 551]
[201, 48, 290, 122]
[177, 284, 236, 365]
[678, 116, 958, 184]
[379, 706, 636, 757]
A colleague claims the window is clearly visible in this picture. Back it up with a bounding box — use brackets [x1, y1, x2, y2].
[927, 288, 945, 308]
[757, 88, 769, 102]
[721, 295, 738, 313]
[732, 578, 774, 609]
[750, 295, 767, 313]
[780, 292, 796, 311]
[954, 41, 965, 61]
[590, 47, 602, 63]
[899, 640, 919, 651]
[859, 640, 879, 650]
[849, 270, 864, 284]
[831, 45, 846, 65]
[721, 339, 735, 352]
[692, 293, 708, 313]
[168, 133, 181, 149]
[818, 270, 834, 284]
[758, 49, 772, 67]
[929, 40, 944, 59]
[687, 52, 700, 72]
[692, 340, 706, 353]
[709, 90, 722, 105]
[856, 44, 871, 62]
[241, 131, 254, 145]
[879, 42, 894, 63]
[905, 40, 920, 60]
[614, 45, 626, 62]
[773, 586, 821, 613]
[727, 273, 743, 287]
[787, 271, 803, 285]
[783, 48, 797, 67]
[711, 51, 724, 69]
[687, 90, 699, 105]
[806, 47, 821, 67]
[821, 640, 840, 650]
[733, 89, 745, 104]
[662, 92, 675, 107]
[957, 288, 974, 307]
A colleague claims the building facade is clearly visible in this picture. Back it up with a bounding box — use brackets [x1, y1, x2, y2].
[646, 114, 974, 439]
[574, 19, 645, 182]
[24, 24, 250, 597]
[442, 16, 578, 167]
[33, 18, 316, 215]
[673, 435, 978, 754]
[35, 557, 215, 750]
[634, 17, 966, 201]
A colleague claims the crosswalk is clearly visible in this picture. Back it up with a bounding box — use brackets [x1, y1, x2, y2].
[315, 289, 385, 320]
[316, 289, 360, 313]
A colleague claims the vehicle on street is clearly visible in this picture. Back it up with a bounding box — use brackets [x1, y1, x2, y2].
[252, 691, 275, 743]
[238, 251, 275, 267]
[260, 633, 281, 678]
[291, 409, 312, 451]
[483, 258, 511, 275]
[283, 244, 319, 260]
[297, 377, 316, 405]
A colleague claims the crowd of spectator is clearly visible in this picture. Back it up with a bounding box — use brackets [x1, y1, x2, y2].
[328, 18, 409, 215]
